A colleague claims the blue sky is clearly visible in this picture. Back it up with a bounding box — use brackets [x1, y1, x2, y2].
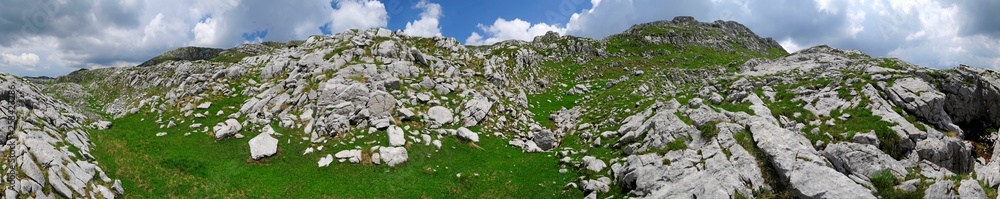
[1, 0, 999, 77]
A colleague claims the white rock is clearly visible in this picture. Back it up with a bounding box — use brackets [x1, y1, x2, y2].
[387, 125, 406, 147]
[213, 119, 243, 139]
[581, 156, 607, 172]
[197, 102, 212, 109]
[249, 131, 279, 160]
[959, 179, 987, 199]
[427, 106, 453, 126]
[155, 132, 167, 137]
[379, 147, 408, 167]
[335, 149, 362, 163]
[91, 121, 112, 130]
[456, 127, 479, 142]
[318, 154, 334, 167]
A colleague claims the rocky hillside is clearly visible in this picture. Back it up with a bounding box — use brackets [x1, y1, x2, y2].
[4, 16, 1000, 198]
[0, 74, 121, 198]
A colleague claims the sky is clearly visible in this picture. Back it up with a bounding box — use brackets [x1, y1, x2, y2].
[0, 0, 998, 77]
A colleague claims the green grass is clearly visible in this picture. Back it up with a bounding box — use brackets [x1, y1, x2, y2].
[209, 52, 250, 63]
[655, 137, 689, 155]
[699, 121, 720, 139]
[871, 169, 923, 198]
[528, 90, 583, 129]
[91, 100, 580, 198]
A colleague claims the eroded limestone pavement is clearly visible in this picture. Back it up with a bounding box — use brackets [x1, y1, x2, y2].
[7, 16, 1000, 198]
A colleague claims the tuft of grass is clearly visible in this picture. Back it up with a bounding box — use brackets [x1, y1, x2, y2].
[871, 169, 923, 198]
[699, 121, 720, 139]
[656, 137, 689, 155]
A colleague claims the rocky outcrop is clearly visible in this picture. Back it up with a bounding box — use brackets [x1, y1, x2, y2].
[915, 135, 974, 173]
[0, 74, 120, 198]
[749, 121, 875, 198]
[822, 142, 906, 178]
[883, 77, 962, 134]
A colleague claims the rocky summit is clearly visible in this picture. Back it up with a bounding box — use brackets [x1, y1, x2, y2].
[2, 16, 1000, 198]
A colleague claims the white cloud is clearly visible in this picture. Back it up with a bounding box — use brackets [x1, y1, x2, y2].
[403, 0, 443, 37]
[190, 16, 221, 46]
[1, 53, 40, 67]
[0, 0, 362, 77]
[465, 18, 566, 45]
[328, 0, 389, 34]
[779, 38, 803, 53]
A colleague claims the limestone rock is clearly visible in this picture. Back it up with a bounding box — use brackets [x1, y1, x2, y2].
[213, 119, 243, 139]
[427, 106, 453, 126]
[334, 149, 362, 163]
[457, 127, 479, 142]
[749, 121, 875, 198]
[379, 147, 408, 167]
[959, 179, 987, 199]
[460, 96, 493, 127]
[916, 136, 974, 173]
[581, 156, 606, 172]
[822, 142, 906, 178]
[387, 125, 406, 147]
[91, 121, 112, 130]
[883, 77, 962, 133]
[248, 130, 279, 160]
[925, 180, 958, 199]
[318, 154, 334, 167]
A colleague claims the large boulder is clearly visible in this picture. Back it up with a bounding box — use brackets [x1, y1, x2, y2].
[460, 96, 493, 127]
[959, 179, 987, 199]
[426, 106, 453, 126]
[213, 119, 243, 139]
[379, 147, 408, 167]
[456, 127, 479, 142]
[924, 180, 958, 199]
[387, 125, 406, 147]
[822, 142, 906, 178]
[367, 91, 396, 118]
[533, 129, 557, 151]
[883, 77, 963, 133]
[581, 156, 606, 172]
[248, 129, 279, 160]
[916, 136, 974, 173]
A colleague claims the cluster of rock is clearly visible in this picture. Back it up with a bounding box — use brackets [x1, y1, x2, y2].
[0, 74, 121, 198]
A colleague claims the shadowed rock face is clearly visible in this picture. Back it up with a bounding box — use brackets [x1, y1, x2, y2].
[921, 65, 1000, 139]
[14, 16, 1000, 198]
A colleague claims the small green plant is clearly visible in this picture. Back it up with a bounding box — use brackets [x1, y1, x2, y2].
[871, 169, 923, 199]
[656, 137, 690, 155]
[699, 121, 720, 139]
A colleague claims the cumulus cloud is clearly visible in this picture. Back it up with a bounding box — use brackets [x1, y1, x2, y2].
[465, 18, 566, 45]
[1, 53, 40, 67]
[328, 0, 389, 34]
[403, 0, 443, 37]
[0, 0, 392, 77]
